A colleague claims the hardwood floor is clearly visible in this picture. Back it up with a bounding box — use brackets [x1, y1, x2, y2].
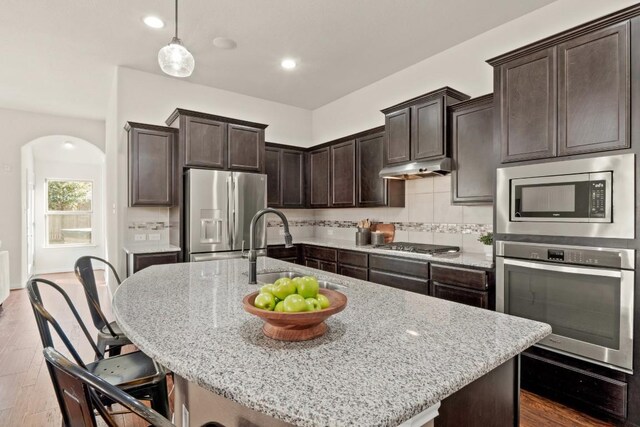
[0, 271, 616, 427]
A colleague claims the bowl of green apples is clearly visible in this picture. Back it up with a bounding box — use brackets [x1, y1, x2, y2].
[243, 276, 347, 341]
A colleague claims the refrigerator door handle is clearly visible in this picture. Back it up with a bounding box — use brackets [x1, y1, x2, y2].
[227, 176, 234, 248]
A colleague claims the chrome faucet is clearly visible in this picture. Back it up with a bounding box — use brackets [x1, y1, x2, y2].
[248, 208, 293, 284]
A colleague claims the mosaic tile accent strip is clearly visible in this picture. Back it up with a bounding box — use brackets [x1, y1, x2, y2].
[128, 221, 171, 230]
[267, 219, 492, 234]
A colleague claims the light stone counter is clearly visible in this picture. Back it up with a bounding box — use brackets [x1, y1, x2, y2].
[122, 243, 181, 254]
[290, 237, 495, 269]
[113, 258, 549, 427]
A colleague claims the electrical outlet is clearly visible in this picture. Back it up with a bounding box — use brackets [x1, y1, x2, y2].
[134, 234, 146, 241]
[182, 403, 189, 426]
[148, 233, 161, 241]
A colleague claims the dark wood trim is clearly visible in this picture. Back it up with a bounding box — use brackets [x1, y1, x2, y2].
[307, 125, 386, 152]
[487, 3, 640, 66]
[165, 108, 269, 129]
[265, 142, 306, 151]
[124, 121, 179, 134]
[381, 86, 470, 113]
[447, 93, 493, 112]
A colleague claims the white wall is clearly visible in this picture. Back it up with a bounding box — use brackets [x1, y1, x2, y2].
[0, 107, 104, 288]
[106, 67, 314, 277]
[33, 159, 104, 274]
[311, 0, 638, 144]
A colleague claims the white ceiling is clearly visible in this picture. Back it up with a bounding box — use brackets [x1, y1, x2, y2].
[0, 0, 556, 120]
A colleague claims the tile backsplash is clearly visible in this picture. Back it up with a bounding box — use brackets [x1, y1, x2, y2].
[127, 176, 494, 254]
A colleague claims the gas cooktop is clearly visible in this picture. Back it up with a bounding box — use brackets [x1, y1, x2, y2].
[375, 242, 460, 255]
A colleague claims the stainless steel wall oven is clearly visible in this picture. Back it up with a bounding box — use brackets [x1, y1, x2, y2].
[496, 241, 635, 372]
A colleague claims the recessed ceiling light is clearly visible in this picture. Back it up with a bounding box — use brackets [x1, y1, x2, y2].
[212, 37, 237, 50]
[281, 59, 297, 70]
[63, 141, 75, 150]
[143, 16, 165, 29]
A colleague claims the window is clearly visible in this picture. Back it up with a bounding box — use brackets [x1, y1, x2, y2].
[45, 179, 93, 246]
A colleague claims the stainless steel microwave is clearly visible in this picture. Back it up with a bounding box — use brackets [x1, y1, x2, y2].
[497, 154, 635, 239]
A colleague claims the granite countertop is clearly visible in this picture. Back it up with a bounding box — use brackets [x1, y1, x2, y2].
[113, 258, 550, 427]
[288, 237, 495, 269]
[122, 243, 181, 254]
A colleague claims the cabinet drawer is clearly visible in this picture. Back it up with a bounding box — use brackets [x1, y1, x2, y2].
[521, 351, 627, 419]
[305, 259, 320, 269]
[369, 255, 428, 278]
[369, 270, 428, 295]
[338, 250, 368, 267]
[267, 245, 299, 260]
[430, 282, 489, 309]
[131, 252, 180, 275]
[303, 246, 337, 263]
[339, 265, 368, 281]
[430, 264, 487, 290]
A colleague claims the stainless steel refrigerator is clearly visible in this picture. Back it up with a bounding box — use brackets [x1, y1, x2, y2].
[186, 169, 267, 261]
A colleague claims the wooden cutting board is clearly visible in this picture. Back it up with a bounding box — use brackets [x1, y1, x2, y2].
[372, 223, 395, 243]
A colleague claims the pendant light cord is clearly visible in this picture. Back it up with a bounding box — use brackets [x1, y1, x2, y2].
[174, 0, 179, 38]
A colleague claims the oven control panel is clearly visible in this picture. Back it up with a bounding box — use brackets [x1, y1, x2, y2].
[498, 242, 628, 269]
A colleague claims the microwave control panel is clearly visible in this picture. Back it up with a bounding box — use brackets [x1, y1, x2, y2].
[589, 180, 607, 218]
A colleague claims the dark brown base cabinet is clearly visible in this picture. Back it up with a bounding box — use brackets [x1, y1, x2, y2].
[126, 122, 178, 207]
[268, 244, 493, 309]
[489, 9, 633, 163]
[126, 252, 180, 277]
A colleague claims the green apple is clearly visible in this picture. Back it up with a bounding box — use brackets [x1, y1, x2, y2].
[273, 278, 297, 300]
[292, 277, 306, 291]
[297, 276, 319, 299]
[274, 301, 285, 312]
[305, 298, 321, 311]
[254, 293, 276, 311]
[316, 293, 330, 309]
[260, 284, 276, 295]
[283, 294, 307, 312]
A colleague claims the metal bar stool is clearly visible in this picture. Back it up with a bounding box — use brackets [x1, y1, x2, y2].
[27, 277, 171, 420]
[43, 347, 225, 427]
[74, 256, 132, 356]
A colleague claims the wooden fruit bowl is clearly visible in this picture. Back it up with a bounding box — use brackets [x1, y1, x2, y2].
[243, 289, 347, 341]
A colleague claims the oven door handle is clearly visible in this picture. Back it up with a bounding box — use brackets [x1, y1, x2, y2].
[503, 258, 622, 278]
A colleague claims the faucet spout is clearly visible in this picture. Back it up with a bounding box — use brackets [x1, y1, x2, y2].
[248, 208, 293, 284]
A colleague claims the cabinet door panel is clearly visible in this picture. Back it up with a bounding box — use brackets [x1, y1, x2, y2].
[412, 98, 445, 160]
[133, 252, 179, 274]
[357, 132, 386, 207]
[431, 282, 489, 309]
[384, 107, 411, 164]
[265, 147, 281, 207]
[305, 259, 320, 269]
[451, 99, 494, 204]
[281, 150, 305, 207]
[185, 116, 227, 168]
[339, 265, 368, 281]
[129, 127, 175, 207]
[500, 48, 557, 162]
[558, 22, 629, 156]
[228, 124, 263, 171]
[369, 270, 428, 295]
[331, 140, 356, 207]
[308, 148, 330, 207]
[320, 261, 338, 274]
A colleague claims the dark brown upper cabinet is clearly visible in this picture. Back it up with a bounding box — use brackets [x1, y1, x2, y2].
[357, 130, 405, 207]
[265, 144, 305, 208]
[488, 11, 634, 163]
[557, 22, 629, 156]
[126, 122, 177, 207]
[307, 147, 331, 208]
[228, 123, 264, 172]
[381, 87, 469, 167]
[166, 108, 268, 172]
[498, 48, 557, 163]
[330, 140, 357, 207]
[265, 146, 281, 206]
[450, 95, 494, 205]
[384, 107, 411, 165]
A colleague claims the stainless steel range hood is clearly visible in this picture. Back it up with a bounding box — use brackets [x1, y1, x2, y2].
[379, 158, 452, 180]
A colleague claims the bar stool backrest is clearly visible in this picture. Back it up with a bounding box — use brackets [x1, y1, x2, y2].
[74, 256, 121, 332]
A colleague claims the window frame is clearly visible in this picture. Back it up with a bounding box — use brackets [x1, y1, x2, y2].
[44, 178, 95, 248]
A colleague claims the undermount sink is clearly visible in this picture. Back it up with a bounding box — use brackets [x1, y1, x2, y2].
[255, 271, 347, 290]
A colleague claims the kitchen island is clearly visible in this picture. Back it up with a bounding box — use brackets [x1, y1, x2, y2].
[112, 257, 550, 427]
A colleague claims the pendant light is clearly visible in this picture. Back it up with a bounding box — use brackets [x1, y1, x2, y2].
[158, 0, 195, 77]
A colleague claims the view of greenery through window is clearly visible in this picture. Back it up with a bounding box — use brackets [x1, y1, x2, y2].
[46, 180, 93, 246]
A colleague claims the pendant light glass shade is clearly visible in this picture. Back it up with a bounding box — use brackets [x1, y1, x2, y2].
[158, 37, 195, 77]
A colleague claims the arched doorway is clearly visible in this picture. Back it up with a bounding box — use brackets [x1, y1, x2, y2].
[20, 135, 105, 285]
